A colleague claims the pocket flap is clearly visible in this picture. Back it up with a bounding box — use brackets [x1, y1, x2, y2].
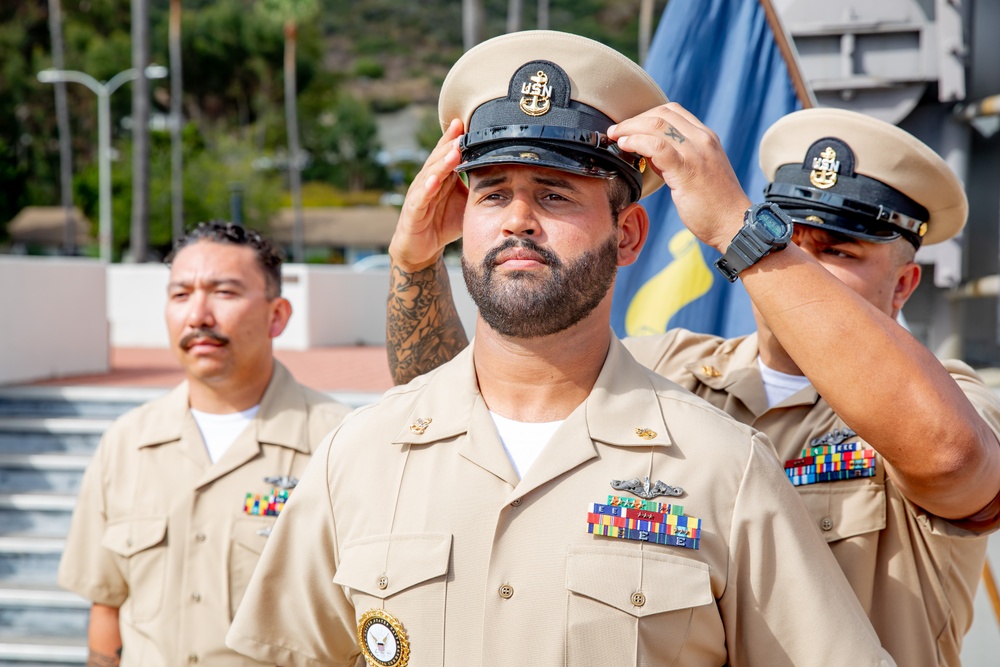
[566, 546, 712, 617]
[797, 478, 886, 542]
[101, 517, 167, 557]
[231, 517, 274, 556]
[334, 533, 452, 598]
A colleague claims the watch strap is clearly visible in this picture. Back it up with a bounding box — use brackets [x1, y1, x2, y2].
[713, 203, 791, 283]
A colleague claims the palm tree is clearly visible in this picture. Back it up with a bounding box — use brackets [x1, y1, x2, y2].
[463, 0, 484, 51]
[259, 0, 318, 263]
[169, 0, 184, 243]
[47, 0, 75, 254]
[130, 0, 151, 262]
[507, 0, 522, 33]
[639, 0, 654, 65]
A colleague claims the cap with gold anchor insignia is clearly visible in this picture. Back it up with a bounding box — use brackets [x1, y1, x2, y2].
[759, 107, 968, 248]
[439, 30, 669, 203]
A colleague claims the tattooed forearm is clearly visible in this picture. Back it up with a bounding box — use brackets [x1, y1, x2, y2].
[87, 647, 121, 667]
[665, 125, 686, 143]
[387, 256, 470, 385]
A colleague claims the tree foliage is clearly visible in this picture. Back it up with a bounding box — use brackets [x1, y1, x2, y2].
[1, 0, 661, 253]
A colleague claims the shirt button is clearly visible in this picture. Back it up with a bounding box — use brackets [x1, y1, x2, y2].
[377, 575, 389, 590]
[195, 532, 206, 542]
[188, 654, 199, 663]
[191, 593, 201, 602]
[498, 584, 514, 599]
[510, 498, 522, 507]
[821, 517, 834, 531]
[631, 591, 646, 607]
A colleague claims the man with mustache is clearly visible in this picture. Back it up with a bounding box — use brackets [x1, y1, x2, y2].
[227, 31, 892, 666]
[58, 221, 351, 666]
[382, 71, 1000, 667]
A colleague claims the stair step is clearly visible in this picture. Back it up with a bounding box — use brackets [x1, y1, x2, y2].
[0, 494, 77, 537]
[0, 584, 90, 643]
[0, 452, 91, 496]
[0, 536, 64, 586]
[0, 636, 87, 664]
[0, 494, 78, 512]
[0, 469, 85, 496]
[0, 420, 108, 456]
[0, 386, 158, 420]
[0, 418, 111, 435]
[0, 455, 91, 471]
[0, 536, 64, 554]
[0, 584, 88, 608]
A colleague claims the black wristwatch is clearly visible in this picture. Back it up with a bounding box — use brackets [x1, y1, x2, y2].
[713, 202, 793, 283]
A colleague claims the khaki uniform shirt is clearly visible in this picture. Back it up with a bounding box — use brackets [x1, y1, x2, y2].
[58, 363, 351, 667]
[228, 339, 893, 666]
[623, 329, 1000, 667]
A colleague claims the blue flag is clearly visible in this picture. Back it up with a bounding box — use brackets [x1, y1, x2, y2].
[612, 0, 803, 339]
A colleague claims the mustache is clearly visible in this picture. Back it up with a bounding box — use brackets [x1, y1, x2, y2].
[179, 327, 230, 350]
[482, 237, 562, 269]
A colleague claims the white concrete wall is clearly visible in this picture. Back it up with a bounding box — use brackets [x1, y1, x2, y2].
[0, 257, 109, 385]
[107, 264, 170, 348]
[107, 264, 477, 350]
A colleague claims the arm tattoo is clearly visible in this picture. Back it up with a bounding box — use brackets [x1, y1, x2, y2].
[87, 647, 121, 667]
[664, 125, 686, 143]
[387, 256, 470, 385]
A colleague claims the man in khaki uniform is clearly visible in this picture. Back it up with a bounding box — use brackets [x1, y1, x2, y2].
[58, 222, 351, 666]
[384, 82, 1000, 667]
[227, 31, 893, 666]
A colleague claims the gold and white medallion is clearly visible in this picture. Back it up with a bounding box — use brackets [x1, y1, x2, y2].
[358, 608, 409, 667]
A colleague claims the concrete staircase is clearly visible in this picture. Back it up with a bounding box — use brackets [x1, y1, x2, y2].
[0, 386, 160, 666]
[0, 384, 376, 666]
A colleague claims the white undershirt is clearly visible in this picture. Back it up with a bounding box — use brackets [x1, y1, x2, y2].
[191, 406, 260, 463]
[757, 357, 812, 408]
[489, 411, 564, 479]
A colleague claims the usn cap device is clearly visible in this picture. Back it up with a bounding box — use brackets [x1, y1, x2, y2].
[438, 30, 669, 203]
[759, 107, 968, 248]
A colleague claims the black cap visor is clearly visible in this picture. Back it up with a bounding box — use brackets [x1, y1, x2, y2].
[784, 209, 905, 244]
[765, 174, 927, 248]
[457, 125, 643, 202]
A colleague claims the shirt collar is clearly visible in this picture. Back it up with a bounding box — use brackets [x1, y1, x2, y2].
[135, 361, 313, 454]
[683, 333, 819, 413]
[391, 332, 673, 450]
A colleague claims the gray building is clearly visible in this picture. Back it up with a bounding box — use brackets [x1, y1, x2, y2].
[775, 0, 1000, 367]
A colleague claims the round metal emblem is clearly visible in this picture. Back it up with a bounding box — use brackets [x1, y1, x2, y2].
[358, 608, 409, 667]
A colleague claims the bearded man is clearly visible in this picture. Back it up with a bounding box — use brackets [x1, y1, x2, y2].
[226, 31, 893, 667]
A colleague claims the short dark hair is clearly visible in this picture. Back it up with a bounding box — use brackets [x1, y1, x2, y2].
[165, 221, 284, 298]
[606, 175, 634, 222]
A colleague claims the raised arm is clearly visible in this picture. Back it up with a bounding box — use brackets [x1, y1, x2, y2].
[388, 256, 469, 385]
[386, 119, 471, 384]
[609, 103, 1000, 522]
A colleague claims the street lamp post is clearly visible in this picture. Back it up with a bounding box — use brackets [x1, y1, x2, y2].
[38, 65, 168, 262]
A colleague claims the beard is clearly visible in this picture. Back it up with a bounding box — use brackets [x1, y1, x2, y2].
[461, 232, 619, 339]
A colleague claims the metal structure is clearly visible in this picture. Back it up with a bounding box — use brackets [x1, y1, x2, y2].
[776, 0, 1000, 364]
[36, 64, 168, 263]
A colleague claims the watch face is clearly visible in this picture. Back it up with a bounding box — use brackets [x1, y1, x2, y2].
[757, 208, 789, 239]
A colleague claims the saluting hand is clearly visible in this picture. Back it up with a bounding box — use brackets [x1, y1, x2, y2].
[388, 118, 469, 271]
[607, 102, 752, 253]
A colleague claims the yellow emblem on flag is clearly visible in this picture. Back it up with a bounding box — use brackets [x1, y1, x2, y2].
[626, 230, 713, 336]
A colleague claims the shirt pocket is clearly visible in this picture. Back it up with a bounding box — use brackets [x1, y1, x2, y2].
[333, 533, 452, 666]
[565, 546, 714, 666]
[101, 517, 168, 623]
[228, 516, 274, 619]
[796, 464, 887, 542]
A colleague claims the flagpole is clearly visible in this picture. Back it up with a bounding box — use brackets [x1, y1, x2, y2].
[758, 0, 816, 109]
